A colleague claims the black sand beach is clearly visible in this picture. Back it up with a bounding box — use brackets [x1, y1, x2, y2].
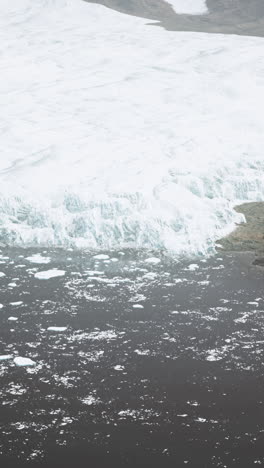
[0, 243, 264, 467]
[85, 0, 264, 37]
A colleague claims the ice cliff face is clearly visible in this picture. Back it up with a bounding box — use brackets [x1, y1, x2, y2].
[0, 0, 264, 254]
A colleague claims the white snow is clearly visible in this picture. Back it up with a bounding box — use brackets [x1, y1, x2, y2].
[47, 326, 67, 332]
[26, 254, 51, 264]
[14, 357, 36, 367]
[35, 270, 65, 280]
[167, 0, 208, 15]
[0, 0, 264, 255]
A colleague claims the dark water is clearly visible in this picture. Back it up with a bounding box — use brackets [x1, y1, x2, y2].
[1, 247, 264, 467]
[85, 0, 264, 36]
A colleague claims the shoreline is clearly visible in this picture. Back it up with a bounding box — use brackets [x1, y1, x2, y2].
[217, 201, 264, 267]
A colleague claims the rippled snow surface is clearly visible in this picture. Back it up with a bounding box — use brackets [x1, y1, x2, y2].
[1, 0, 264, 254]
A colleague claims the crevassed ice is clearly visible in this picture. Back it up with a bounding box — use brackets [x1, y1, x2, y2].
[0, 0, 264, 256]
[167, 0, 208, 15]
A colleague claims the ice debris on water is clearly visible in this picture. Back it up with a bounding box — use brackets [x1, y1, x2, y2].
[0, 272, 6, 278]
[188, 264, 199, 271]
[47, 327, 67, 332]
[26, 254, 51, 264]
[145, 257, 161, 265]
[0, 355, 13, 361]
[8, 317, 18, 321]
[14, 357, 36, 367]
[93, 254, 110, 260]
[35, 270, 65, 280]
[132, 304, 144, 309]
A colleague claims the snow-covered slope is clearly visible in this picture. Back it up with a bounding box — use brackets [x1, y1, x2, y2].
[167, 0, 208, 15]
[0, 0, 264, 254]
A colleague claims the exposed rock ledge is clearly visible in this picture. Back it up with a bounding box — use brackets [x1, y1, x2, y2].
[217, 202, 264, 266]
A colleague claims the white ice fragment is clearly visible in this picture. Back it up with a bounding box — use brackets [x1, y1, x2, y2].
[145, 257, 161, 265]
[14, 357, 36, 367]
[35, 269, 65, 280]
[8, 317, 18, 321]
[0, 304, 3, 309]
[132, 304, 144, 309]
[10, 301, 23, 306]
[8, 283, 17, 287]
[0, 272, 6, 278]
[188, 264, 199, 271]
[26, 254, 51, 264]
[0, 355, 13, 361]
[196, 417, 206, 423]
[47, 326, 67, 332]
[114, 365, 124, 371]
[93, 254, 110, 260]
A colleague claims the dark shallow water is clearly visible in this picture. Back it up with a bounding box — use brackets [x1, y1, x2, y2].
[85, 0, 264, 37]
[0, 247, 264, 467]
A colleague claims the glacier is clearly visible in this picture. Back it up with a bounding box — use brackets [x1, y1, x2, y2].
[0, 0, 264, 255]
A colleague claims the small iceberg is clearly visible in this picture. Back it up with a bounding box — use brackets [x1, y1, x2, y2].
[93, 254, 110, 260]
[14, 357, 36, 367]
[132, 304, 144, 309]
[8, 317, 18, 321]
[47, 326, 67, 332]
[35, 269, 65, 280]
[26, 254, 51, 264]
[145, 257, 161, 265]
[0, 272, 6, 278]
[0, 355, 13, 361]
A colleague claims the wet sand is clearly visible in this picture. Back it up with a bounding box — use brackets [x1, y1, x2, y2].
[84, 0, 264, 37]
[1, 246, 264, 467]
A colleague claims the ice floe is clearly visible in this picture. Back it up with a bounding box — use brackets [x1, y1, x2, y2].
[14, 357, 36, 367]
[47, 327, 67, 332]
[26, 254, 51, 264]
[35, 270, 65, 280]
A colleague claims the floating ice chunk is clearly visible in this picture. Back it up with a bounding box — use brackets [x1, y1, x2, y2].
[35, 269, 65, 280]
[188, 264, 199, 271]
[167, 0, 208, 15]
[206, 349, 224, 361]
[93, 254, 110, 260]
[47, 326, 67, 332]
[132, 304, 144, 309]
[111, 258, 119, 262]
[8, 317, 18, 321]
[82, 396, 100, 405]
[8, 283, 17, 287]
[145, 257, 161, 265]
[0, 272, 6, 278]
[14, 357, 36, 367]
[0, 355, 13, 361]
[0, 304, 3, 309]
[26, 254, 51, 264]
[114, 365, 124, 371]
[10, 301, 23, 306]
